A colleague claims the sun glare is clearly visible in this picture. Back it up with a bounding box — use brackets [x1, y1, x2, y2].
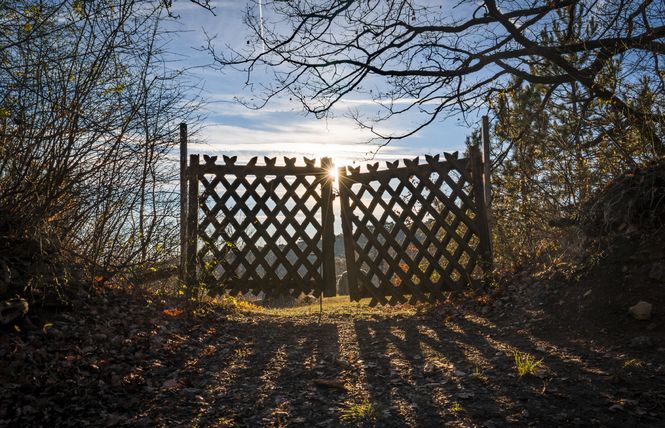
[328, 167, 339, 181]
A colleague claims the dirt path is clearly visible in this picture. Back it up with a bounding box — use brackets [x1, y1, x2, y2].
[1, 287, 664, 427]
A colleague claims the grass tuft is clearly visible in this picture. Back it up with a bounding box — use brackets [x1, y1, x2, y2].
[514, 351, 543, 376]
[340, 399, 377, 424]
[471, 365, 489, 382]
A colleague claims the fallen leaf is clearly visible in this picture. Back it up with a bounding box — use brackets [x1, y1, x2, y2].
[163, 308, 183, 317]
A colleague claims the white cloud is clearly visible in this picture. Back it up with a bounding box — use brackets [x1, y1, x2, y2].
[201, 95, 300, 117]
[188, 113, 429, 165]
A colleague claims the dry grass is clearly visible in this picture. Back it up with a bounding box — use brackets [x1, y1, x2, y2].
[219, 295, 418, 318]
[340, 399, 377, 424]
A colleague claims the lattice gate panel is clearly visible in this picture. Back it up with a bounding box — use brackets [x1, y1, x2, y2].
[186, 155, 336, 298]
[338, 151, 491, 306]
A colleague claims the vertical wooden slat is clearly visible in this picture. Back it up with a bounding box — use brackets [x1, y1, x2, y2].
[186, 154, 200, 295]
[320, 157, 337, 297]
[481, 115, 492, 208]
[470, 145, 493, 277]
[480, 116, 494, 278]
[179, 123, 188, 283]
[338, 166, 361, 301]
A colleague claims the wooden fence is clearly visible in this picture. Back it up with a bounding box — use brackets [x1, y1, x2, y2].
[338, 148, 491, 306]
[182, 153, 336, 298]
[180, 118, 492, 306]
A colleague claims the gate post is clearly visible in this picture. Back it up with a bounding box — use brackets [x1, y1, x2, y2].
[186, 154, 200, 296]
[481, 115, 492, 208]
[470, 145, 493, 277]
[338, 166, 361, 301]
[179, 123, 188, 283]
[320, 158, 337, 297]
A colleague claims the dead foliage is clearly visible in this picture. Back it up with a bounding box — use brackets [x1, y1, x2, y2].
[581, 161, 665, 239]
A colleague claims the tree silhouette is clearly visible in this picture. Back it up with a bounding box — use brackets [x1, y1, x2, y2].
[210, 0, 664, 151]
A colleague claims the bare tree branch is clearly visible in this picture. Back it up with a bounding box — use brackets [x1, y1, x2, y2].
[208, 0, 665, 150]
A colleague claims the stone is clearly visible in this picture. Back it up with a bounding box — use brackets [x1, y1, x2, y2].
[628, 301, 653, 320]
[336, 271, 349, 296]
[649, 262, 665, 282]
[629, 336, 653, 349]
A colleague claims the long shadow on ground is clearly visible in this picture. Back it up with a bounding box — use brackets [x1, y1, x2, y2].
[2, 287, 664, 427]
[135, 311, 664, 427]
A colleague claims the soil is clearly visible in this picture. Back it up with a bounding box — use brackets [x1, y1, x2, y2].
[1, 265, 664, 428]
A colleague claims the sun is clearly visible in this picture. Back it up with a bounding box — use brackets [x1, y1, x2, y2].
[328, 167, 339, 181]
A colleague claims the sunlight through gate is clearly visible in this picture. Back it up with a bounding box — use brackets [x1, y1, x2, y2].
[337, 148, 492, 306]
[180, 124, 492, 306]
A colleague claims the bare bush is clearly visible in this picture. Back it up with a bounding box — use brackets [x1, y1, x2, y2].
[0, 0, 202, 293]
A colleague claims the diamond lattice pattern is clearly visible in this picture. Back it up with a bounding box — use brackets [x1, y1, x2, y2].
[341, 158, 483, 306]
[196, 171, 327, 297]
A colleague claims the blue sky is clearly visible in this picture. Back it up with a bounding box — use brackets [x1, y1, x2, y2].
[165, 1, 479, 167]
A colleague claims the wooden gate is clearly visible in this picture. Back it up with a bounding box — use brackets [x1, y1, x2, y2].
[337, 147, 492, 306]
[180, 121, 492, 306]
[182, 154, 337, 298]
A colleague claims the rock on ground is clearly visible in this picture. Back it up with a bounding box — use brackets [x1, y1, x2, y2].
[629, 301, 653, 320]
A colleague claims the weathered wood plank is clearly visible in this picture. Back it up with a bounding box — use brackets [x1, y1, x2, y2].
[338, 167, 363, 302]
[179, 123, 188, 283]
[190, 164, 328, 176]
[470, 145, 493, 277]
[186, 154, 200, 295]
[321, 157, 337, 298]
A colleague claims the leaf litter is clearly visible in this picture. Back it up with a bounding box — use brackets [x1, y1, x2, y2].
[0, 284, 664, 427]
